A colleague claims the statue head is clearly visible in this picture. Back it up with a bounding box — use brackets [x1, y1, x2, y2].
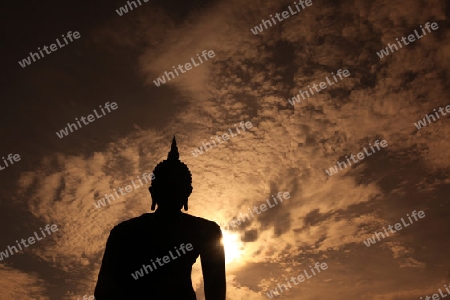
[149, 136, 193, 212]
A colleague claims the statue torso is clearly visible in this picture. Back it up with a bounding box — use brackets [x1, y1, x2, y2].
[107, 212, 221, 299]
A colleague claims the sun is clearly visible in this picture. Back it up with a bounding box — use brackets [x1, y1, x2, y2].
[221, 230, 243, 264]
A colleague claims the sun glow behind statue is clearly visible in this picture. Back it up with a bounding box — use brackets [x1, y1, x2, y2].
[221, 230, 244, 264]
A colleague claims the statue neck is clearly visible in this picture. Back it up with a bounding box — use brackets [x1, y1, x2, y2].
[154, 208, 183, 216]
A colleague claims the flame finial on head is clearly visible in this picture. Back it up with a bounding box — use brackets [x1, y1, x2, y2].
[167, 136, 180, 161]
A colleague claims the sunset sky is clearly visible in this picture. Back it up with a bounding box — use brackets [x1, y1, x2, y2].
[1, 0, 449, 299]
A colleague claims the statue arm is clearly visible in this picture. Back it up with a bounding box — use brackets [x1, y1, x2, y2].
[94, 227, 125, 300]
[201, 224, 226, 300]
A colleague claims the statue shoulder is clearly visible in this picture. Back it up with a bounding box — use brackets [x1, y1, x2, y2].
[186, 214, 218, 226]
[184, 215, 222, 237]
[110, 214, 152, 235]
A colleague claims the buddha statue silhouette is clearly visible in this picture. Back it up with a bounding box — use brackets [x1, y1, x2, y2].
[94, 137, 226, 300]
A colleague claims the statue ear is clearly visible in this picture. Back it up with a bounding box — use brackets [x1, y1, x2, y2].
[150, 186, 157, 211]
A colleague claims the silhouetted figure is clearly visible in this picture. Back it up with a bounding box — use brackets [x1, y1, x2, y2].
[94, 137, 226, 300]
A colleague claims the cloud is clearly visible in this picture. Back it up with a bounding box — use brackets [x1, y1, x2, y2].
[0, 265, 49, 300]
[4, 0, 449, 298]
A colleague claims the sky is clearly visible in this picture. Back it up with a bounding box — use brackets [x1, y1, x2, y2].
[1, 0, 449, 299]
